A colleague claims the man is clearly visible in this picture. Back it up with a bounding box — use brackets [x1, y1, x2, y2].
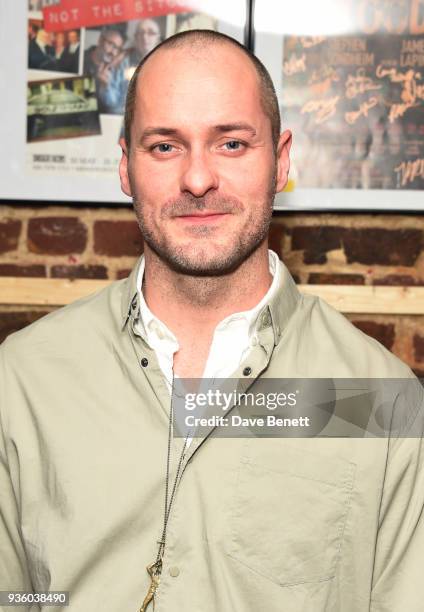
[127, 18, 162, 67]
[83, 26, 128, 114]
[59, 30, 80, 74]
[1, 30, 423, 612]
[28, 27, 56, 70]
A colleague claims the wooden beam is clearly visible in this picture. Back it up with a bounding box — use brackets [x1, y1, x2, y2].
[0, 277, 423, 315]
[300, 284, 424, 315]
[0, 277, 107, 307]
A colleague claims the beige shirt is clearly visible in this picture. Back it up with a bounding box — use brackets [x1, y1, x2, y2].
[0, 255, 423, 612]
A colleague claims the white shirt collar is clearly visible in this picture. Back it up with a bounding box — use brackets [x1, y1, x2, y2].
[135, 250, 281, 351]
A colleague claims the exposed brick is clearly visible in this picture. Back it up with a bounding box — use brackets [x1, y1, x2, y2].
[414, 334, 424, 363]
[28, 217, 87, 255]
[351, 320, 395, 350]
[94, 220, 143, 257]
[373, 274, 424, 286]
[0, 220, 21, 254]
[268, 224, 285, 257]
[343, 228, 422, 266]
[0, 264, 46, 277]
[0, 311, 49, 344]
[51, 264, 108, 279]
[291, 227, 342, 264]
[116, 269, 132, 280]
[308, 273, 365, 285]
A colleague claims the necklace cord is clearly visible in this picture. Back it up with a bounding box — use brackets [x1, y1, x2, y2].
[154, 387, 188, 571]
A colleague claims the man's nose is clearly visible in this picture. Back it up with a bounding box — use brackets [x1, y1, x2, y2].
[180, 150, 218, 197]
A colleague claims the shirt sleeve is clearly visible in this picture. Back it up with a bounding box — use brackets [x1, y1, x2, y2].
[371, 379, 424, 611]
[0, 344, 33, 598]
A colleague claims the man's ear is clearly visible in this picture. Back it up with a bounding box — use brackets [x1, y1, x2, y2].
[119, 137, 132, 198]
[275, 130, 292, 193]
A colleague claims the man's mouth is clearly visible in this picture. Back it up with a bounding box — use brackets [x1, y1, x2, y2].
[174, 211, 230, 223]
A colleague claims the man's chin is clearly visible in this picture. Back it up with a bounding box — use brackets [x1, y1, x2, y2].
[166, 260, 240, 277]
[150, 243, 261, 277]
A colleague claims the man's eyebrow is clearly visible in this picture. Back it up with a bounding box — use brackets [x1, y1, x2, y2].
[138, 123, 257, 143]
[139, 127, 181, 141]
[213, 123, 257, 137]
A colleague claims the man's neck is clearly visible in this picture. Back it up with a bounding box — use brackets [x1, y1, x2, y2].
[142, 244, 273, 377]
[143, 245, 271, 331]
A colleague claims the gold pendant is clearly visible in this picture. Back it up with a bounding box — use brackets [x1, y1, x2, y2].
[139, 561, 161, 612]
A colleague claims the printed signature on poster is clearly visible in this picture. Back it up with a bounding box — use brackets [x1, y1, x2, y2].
[300, 36, 326, 48]
[301, 95, 340, 124]
[389, 100, 418, 122]
[394, 158, 424, 186]
[345, 97, 379, 125]
[345, 68, 382, 99]
[376, 66, 422, 83]
[308, 67, 339, 96]
[377, 65, 424, 123]
[283, 53, 307, 76]
[309, 67, 339, 84]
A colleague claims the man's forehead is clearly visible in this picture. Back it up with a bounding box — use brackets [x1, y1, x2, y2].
[135, 43, 262, 119]
[141, 41, 254, 75]
[104, 30, 122, 42]
[138, 19, 159, 32]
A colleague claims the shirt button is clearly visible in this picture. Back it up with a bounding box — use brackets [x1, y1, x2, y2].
[169, 566, 180, 577]
[141, 357, 149, 367]
[243, 366, 252, 376]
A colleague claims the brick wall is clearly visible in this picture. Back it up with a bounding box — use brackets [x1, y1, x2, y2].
[0, 203, 423, 375]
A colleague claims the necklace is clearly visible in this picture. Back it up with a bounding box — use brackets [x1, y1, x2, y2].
[139, 391, 189, 612]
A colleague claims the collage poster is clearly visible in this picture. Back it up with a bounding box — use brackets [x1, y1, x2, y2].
[281, 0, 424, 190]
[26, 0, 217, 178]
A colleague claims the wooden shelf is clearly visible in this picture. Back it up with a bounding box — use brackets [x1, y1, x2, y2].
[0, 277, 423, 315]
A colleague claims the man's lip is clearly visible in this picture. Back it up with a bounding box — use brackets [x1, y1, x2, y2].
[175, 211, 229, 217]
[174, 212, 230, 222]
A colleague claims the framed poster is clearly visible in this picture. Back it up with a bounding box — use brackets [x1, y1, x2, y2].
[254, 0, 424, 210]
[0, 0, 248, 204]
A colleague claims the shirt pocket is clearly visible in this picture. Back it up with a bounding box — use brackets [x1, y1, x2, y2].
[225, 441, 356, 587]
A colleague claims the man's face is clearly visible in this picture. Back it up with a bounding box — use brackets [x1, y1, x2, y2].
[135, 19, 161, 56]
[68, 31, 79, 45]
[56, 32, 65, 47]
[119, 44, 291, 275]
[39, 29, 52, 46]
[99, 31, 123, 64]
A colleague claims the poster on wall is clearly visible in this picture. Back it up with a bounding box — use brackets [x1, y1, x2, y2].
[254, 0, 424, 210]
[0, 0, 247, 203]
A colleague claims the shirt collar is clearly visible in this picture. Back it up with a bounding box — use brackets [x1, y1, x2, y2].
[121, 251, 302, 345]
[135, 257, 177, 345]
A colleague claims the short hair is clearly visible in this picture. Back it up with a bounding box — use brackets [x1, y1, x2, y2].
[100, 25, 126, 44]
[124, 29, 281, 152]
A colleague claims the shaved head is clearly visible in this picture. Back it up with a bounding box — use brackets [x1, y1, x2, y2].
[124, 29, 281, 152]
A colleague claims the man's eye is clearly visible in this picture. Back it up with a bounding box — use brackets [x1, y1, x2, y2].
[153, 143, 174, 153]
[223, 140, 243, 151]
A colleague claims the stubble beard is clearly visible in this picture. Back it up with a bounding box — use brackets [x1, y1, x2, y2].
[132, 173, 277, 277]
